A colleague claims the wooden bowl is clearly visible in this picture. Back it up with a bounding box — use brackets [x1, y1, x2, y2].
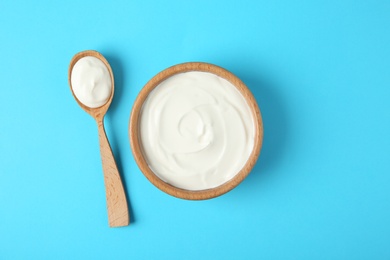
[129, 62, 263, 200]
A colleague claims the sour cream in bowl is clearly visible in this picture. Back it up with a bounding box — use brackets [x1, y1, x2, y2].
[130, 62, 263, 200]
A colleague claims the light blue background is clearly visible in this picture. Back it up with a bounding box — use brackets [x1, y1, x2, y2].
[1, 0, 389, 259]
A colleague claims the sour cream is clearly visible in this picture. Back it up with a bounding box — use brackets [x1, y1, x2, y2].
[71, 56, 112, 108]
[139, 71, 255, 191]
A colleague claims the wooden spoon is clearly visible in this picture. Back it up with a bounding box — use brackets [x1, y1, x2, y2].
[68, 50, 129, 227]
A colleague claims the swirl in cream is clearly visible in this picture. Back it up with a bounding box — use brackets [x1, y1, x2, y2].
[71, 56, 112, 108]
[140, 71, 254, 190]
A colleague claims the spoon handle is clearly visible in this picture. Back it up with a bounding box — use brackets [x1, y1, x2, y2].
[97, 119, 129, 227]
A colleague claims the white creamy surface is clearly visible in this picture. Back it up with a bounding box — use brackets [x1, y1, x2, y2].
[71, 56, 112, 108]
[140, 71, 255, 191]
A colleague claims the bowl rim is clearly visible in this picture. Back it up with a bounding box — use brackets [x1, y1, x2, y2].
[129, 62, 263, 200]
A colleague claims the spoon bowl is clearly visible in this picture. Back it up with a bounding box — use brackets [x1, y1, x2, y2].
[68, 50, 114, 119]
[68, 50, 129, 227]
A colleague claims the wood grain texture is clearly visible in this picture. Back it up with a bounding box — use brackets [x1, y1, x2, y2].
[69, 50, 129, 227]
[129, 62, 263, 200]
[97, 119, 129, 227]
